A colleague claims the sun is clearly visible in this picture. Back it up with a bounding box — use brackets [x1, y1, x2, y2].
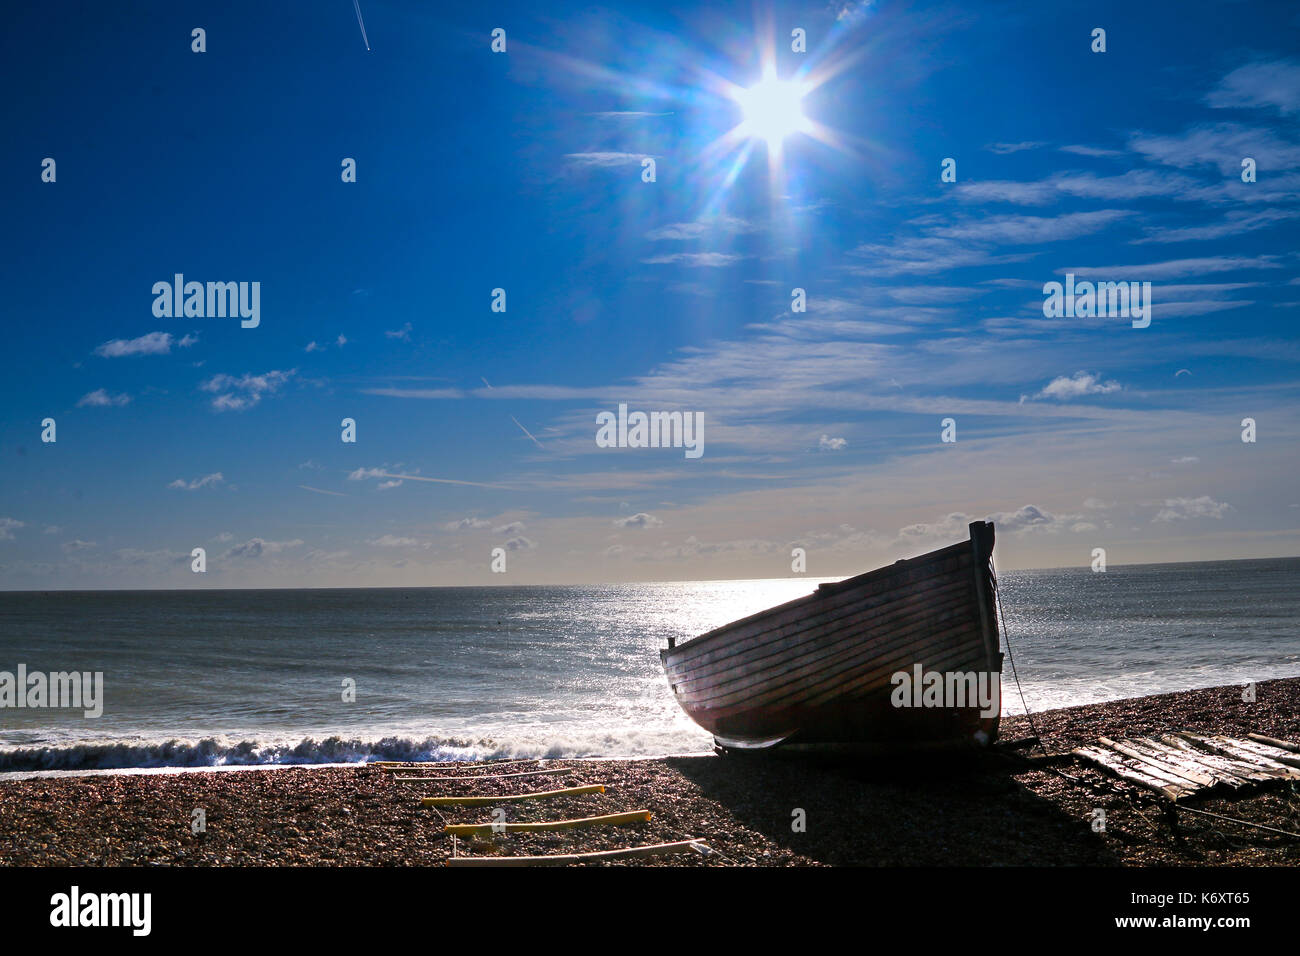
[732, 70, 811, 149]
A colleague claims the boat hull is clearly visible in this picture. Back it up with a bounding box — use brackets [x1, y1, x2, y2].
[662, 522, 1002, 753]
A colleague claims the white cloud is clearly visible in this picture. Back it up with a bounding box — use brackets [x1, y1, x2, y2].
[564, 152, 646, 168]
[369, 535, 423, 548]
[818, 434, 847, 451]
[645, 216, 755, 241]
[1034, 371, 1122, 401]
[0, 518, 24, 540]
[987, 504, 1082, 535]
[77, 389, 130, 407]
[95, 331, 196, 358]
[444, 517, 492, 531]
[1153, 496, 1231, 522]
[986, 141, 1045, 154]
[201, 369, 295, 412]
[1059, 144, 1125, 158]
[224, 538, 305, 559]
[641, 252, 745, 267]
[614, 512, 663, 529]
[385, 322, 413, 341]
[168, 472, 224, 491]
[1206, 58, 1300, 115]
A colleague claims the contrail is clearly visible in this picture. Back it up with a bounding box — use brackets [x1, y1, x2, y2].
[374, 472, 514, 490]
[511, 415, 544, 449]
[353, 0, 371, 51]
[299, 484, 347, 497]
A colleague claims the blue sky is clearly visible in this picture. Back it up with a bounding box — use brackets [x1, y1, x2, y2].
[2, 0, 1299, 588]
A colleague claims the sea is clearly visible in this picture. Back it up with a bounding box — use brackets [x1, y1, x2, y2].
[1, 557, 1297, 774]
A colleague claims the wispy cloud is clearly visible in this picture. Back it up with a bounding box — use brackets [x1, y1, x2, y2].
[614, 512, 662, 529]
[986, 141, 1045, 154]
[1153, 496, 1232, 522]
[168, 472, 224, 491]
[1029, 371, 1122, 402]
[77, 389, 130, 407]
[1206, 57, 1300, 115]
[200, 369, 295, 411]
[299, 485, 346, 497]
[641, 252, 745, 267]
[644, 216, 755, 241]
[95, 331, 197, 358]
[564, 151, 645, 168]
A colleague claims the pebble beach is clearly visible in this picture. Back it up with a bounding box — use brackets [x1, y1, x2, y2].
[1, 677, 1297, 867]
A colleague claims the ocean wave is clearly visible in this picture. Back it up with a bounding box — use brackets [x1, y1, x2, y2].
[0, 734, 517, 772]
[0, 726, 712, 773]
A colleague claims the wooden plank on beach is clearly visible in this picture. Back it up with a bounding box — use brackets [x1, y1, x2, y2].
[1098, 737, 1217, 790]
[421, 784, 605, 807]
[1176, 733, 1300, 777]
[394, 768, 574, 785]
[1210, 736, 1300, 771]
[443, 810, 652, 836]
[1073, 746, 1190, 801]
[1123, 738, 1245, 790]
[1247, 733, 1300, 754]
[1149, 736, 1267, 787]
[445, 839, 704, 867]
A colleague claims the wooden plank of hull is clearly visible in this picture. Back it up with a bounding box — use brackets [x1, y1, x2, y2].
[673, 541, 972, 661]
[694, 649, 998, 745]
[685, 624, 990, 724]
[670, 581, 977, 698]
[674, 612, 989, 716]
[661, 521, 1000, 750]
[713, 682, 997, 751]
[670, 554, 977, 681]
[672, 596, 981, 708]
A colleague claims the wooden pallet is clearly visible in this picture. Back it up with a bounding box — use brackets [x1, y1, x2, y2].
[1072, 732, 1300, 801]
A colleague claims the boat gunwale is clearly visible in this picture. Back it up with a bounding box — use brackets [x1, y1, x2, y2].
[663, 538, 972, 661]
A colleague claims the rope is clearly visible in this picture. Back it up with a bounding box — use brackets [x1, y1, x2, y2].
[1173, 804, 1300, 840]
[989, 555, 1048, 757]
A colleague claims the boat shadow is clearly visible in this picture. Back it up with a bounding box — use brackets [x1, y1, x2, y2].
[664, 749, 1121, 865]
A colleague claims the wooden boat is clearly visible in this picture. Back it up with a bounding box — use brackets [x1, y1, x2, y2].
[661, 521, 1003, 752]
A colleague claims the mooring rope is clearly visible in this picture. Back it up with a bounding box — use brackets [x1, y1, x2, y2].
[989, 555, 1047, 757]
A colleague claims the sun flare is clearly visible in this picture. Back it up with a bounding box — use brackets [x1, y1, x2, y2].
[732, 71, 811, 149]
